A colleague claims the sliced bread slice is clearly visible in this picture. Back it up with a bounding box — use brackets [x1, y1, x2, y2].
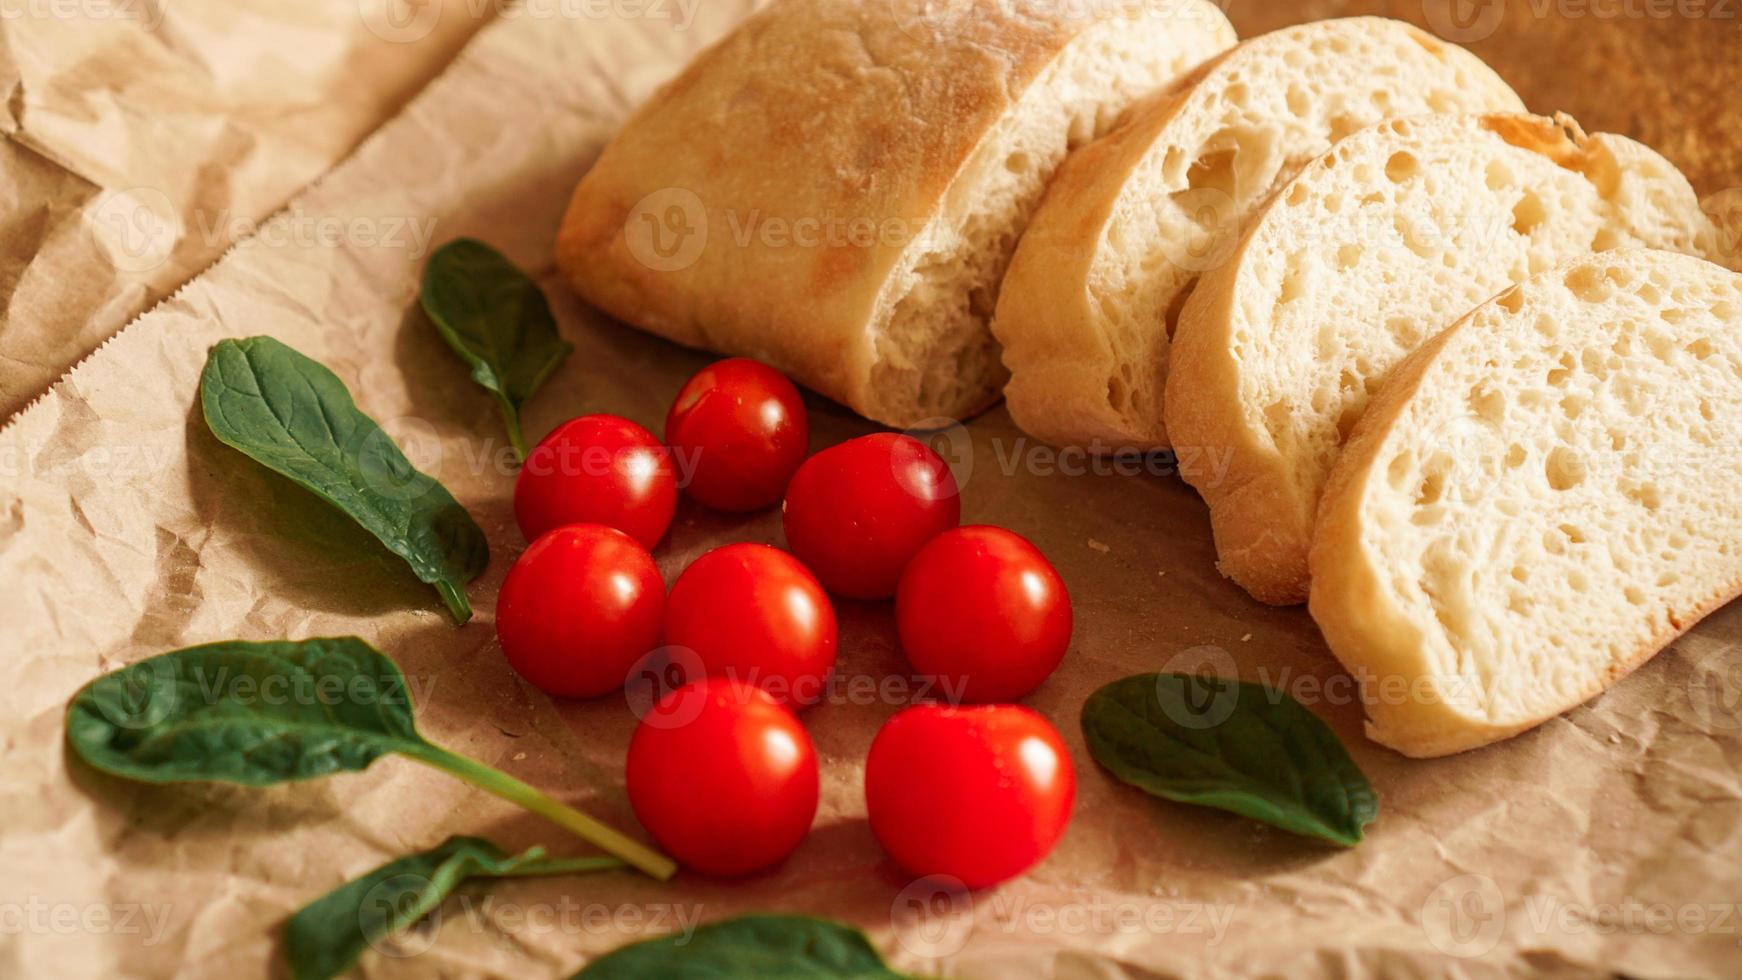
[555, 0, 1236, 429]
[1168, 113, 1729, 604]
[992, 17, 1522, 452]
[1309, 249, 1742, 757]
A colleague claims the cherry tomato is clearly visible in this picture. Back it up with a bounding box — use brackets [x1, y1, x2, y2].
[895, 526, 1071, 703]
[865, 704, 1074, 889]
[627, 678, 819, 876]
[515, 414, 676, 548]
[781, 433, 960, 598]
[495, 524, 664, 699]
[665, 358, 809, 512]
[663, 543, 837, 707]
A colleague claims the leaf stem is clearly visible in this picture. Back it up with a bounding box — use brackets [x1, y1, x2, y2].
[403, 745, 676, 880]
[498, 397, 528, 462]
[512, 856, 627, 876]
[434, 582, 473, 624]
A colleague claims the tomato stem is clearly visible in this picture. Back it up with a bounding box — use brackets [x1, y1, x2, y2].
[404, 744, 676, 880]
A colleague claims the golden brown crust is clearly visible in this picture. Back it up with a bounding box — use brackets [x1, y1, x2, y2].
[555, 0, 1233, 427]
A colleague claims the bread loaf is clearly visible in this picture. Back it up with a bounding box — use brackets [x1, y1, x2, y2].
[556, 0, 1236, 428]
[1309, 249, 1742, 756]
[993, 17, 1522, 452]
[1168, 113, 1728, 604]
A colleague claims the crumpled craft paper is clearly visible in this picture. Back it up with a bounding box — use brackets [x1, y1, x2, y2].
[2, 3, 1742, 979]
[0, 0, 490, 420]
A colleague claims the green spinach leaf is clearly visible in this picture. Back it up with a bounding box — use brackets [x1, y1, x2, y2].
[66, 638, 675, 879]
[286, 835, 622, 980]
[200, 335, 488, 623]
[66, 636, 422, 785]
[574, 915, 912, 979]
[1081, 672, 1378, 846]
[419, 238, 571, 459]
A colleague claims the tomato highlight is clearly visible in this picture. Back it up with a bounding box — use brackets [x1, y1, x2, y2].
[515, 414, 677, 548]
[496, 524, 666, 699]
[627, 679, 820, 876]
[865, 703, 1075, 889]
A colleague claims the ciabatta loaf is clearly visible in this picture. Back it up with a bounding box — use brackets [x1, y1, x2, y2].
[1309, 249, 1742, 757]
[1169, 113, 1728, 604]
[556, 0, 1236, 428]
[993, 17, 1522, 452]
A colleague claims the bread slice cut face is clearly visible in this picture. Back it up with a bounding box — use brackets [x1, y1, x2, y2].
[1309, 249, 1742, 757]
[555, 0, 1236, 429]
[993, 17, 1522, 452]
[1168, 113, 1729, 604]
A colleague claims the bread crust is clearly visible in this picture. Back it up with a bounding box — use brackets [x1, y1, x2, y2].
[1308, 250, 1742, 756]
[556, 0, 1234, 428]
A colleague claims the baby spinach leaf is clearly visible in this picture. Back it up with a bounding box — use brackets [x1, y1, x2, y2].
[574, 915, 912, 979]
[66, 638, 677, 879]
[66, 636, 425, 785]
[419, 238, 571, 459]
[200, 335, 488, 623]
[1081, 673, 1378, 847]
[286, 835, 623, 980]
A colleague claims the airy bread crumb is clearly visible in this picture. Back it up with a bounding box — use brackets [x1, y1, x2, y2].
[1309, 249, 1742, 756]
[1170, 113, 1731, 604]
[994, 17, 1523, 452]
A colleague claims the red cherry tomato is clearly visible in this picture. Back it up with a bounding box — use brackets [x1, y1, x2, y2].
[515, 414, 676, 548]
[495, 524, 664, 698]
[864, 704, 1075, 889]
[663, 543, 837, 707]
[781, 433, 960, 598]
[665, 358, 809, 512]
[895, 526, 1071, 703]
[627, 678, 819, 876]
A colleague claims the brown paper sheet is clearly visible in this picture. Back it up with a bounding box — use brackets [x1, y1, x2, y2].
[3, 3, 1741, 978]
[0, 0, 492, 420]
